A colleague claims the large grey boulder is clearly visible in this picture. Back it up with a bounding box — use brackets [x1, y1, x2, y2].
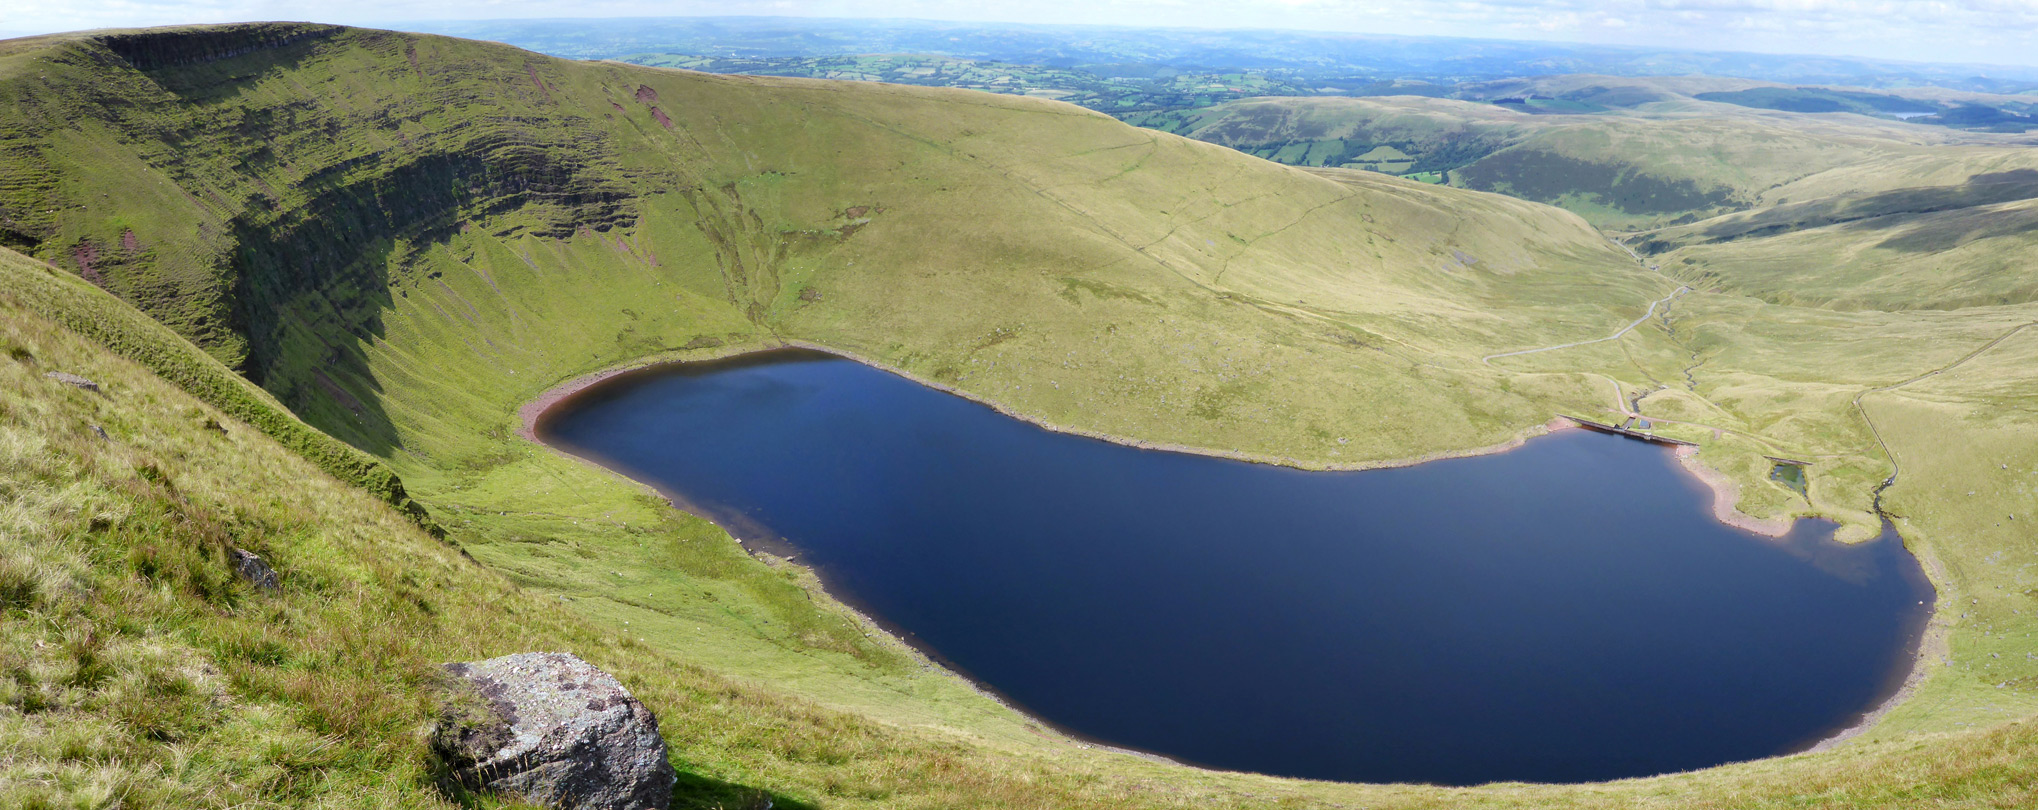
[433, 652, 675, 810]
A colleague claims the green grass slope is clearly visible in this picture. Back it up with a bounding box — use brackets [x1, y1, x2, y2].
[0, 209, 437, 528]
[10, 245, 1461, 809]
[1637, 162, 2038, 310]
[1125, 95, 1531, 172]
[7, 198, 2038, 810]
[0, 23, 1672, 747]
[0, 23, 1665, 472]
[3, 21, 2038, 809]
[1154, 91, 2035, 231]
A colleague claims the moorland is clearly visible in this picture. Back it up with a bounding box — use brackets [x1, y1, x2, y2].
[0, 19, 2035, 809]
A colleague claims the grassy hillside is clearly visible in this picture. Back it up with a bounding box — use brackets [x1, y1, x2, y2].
[618, 52, 1317, 114]
[3, 22, 2037, 808]
[0, 23, 1668, 473]
[1149, 89, 2037, 231]
[8, 161, 2038, 810]
[1123, 95, 1530, 173]
[1126, 94, 1852, 229]
[1636, 161, 2038, 310]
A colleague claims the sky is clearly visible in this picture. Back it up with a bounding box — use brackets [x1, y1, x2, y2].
[3, 0, 2037, 69]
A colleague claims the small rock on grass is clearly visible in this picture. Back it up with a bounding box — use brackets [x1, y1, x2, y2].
[230, 549, 279, 592]
[44, 371, 98, 391]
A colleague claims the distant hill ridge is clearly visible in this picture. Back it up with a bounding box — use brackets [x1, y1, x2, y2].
[409, 15, 2038, 93]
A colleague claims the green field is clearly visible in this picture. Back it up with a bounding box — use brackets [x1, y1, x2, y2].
[3, 22, 2037, 809]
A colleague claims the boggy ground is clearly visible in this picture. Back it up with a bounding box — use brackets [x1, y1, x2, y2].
[1, 22, 2035, 809]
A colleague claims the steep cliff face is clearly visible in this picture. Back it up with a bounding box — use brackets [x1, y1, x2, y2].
[0, 25, 694, 464]
[0, 24, 639, 385]
[93, 22, 340, 69]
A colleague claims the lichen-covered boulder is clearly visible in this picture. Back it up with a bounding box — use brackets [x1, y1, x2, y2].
[433, 652, 674, 810]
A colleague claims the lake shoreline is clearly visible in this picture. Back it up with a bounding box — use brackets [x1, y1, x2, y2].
[520, 367, 1207, 773]
[518, 339, 1938, 772]
[519, 338, 1567, 472]
[1806, 540, 1951, 754]
[1672, 445, 1796, 537]
[522, 340, 1816, 535]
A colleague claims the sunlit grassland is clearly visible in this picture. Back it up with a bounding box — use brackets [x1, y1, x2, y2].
[9, 247, 2038, 808]
[1152, 93, 2036, 231]
[1859, 331, 2038, 739]
[1653, 198, 2038, 311]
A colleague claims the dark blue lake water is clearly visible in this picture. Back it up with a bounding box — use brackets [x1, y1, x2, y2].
[536, 350, 1933, 786]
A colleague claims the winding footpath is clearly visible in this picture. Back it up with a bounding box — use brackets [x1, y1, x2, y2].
[1480, 235, 2036, 515]
[1481, 286, 1690, 365]
[1854, 319, 2038, 500]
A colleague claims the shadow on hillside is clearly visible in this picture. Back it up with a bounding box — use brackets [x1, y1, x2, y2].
[1863, 198, 2038, 254]
[1693, 169, 2038, 247]
[97, 23, 337, 97]
[672, 770, 819, 810]
[1456, 147, 1735, 218]
[88, 25, 640, 459]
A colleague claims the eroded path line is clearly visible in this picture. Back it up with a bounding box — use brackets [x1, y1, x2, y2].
[1856, 319, 2038, 497]
[1482, 286, 1690, 365]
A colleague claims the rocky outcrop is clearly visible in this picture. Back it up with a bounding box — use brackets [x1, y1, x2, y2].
[93, 23, 341, 71]
[433, 652, 674, 810]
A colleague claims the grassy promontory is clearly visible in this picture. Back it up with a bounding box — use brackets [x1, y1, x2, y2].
[2, 22, 2036, 808]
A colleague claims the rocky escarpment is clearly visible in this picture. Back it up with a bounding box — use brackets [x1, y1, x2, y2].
[0, 24, 639, 384]
[434, 652, 675, 810]
[94, 22, 341, 70]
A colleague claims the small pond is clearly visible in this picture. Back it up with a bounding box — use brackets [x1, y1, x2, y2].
[536, 350, 1932, 786]
[1771, 462, 1810, 497]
